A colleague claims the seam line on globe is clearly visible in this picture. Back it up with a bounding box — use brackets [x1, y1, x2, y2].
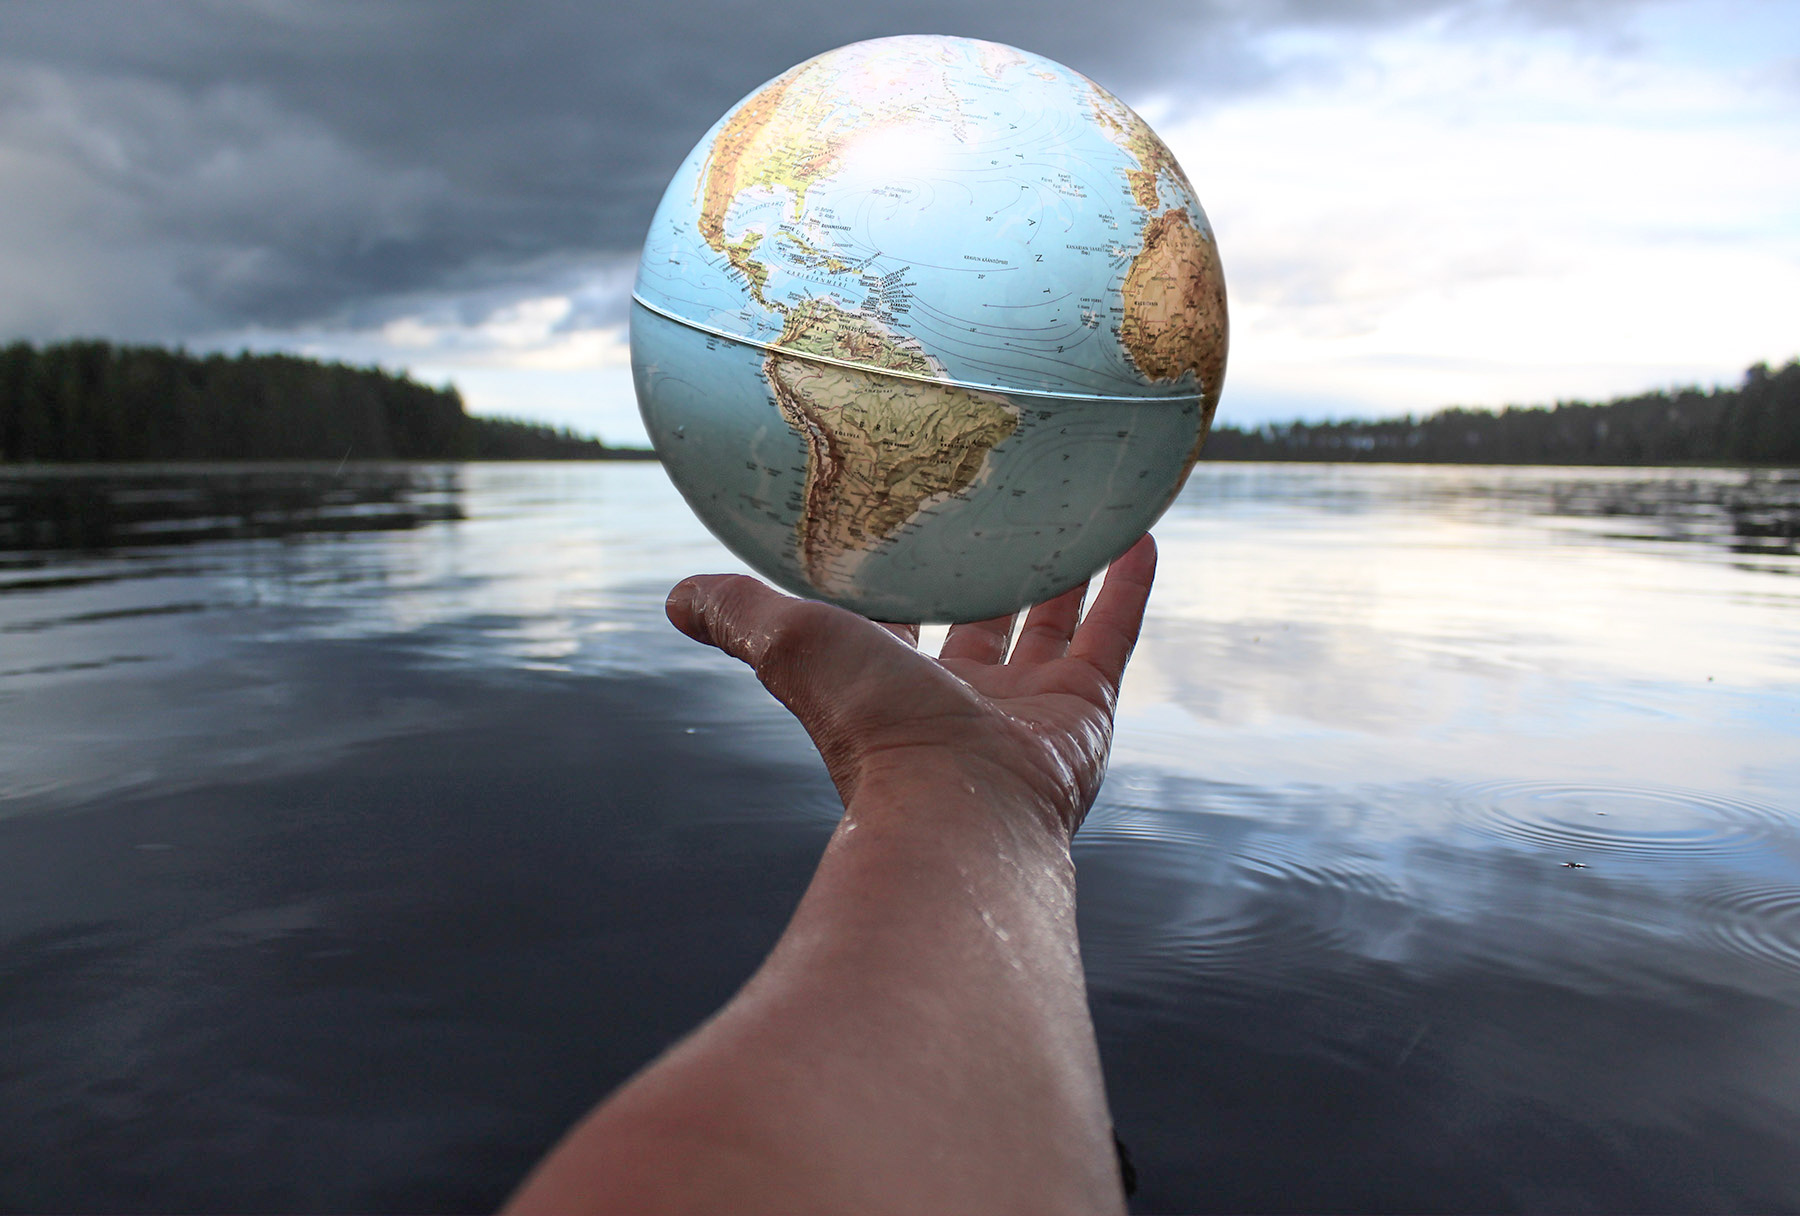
[630, 295, 1203, 405]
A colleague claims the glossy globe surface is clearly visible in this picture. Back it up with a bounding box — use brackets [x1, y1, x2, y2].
[631, 34, 1227, 622]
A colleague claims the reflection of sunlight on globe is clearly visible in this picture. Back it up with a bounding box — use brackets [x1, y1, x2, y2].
[846, 124, 953, 176]
[631, 35, 1227, 623]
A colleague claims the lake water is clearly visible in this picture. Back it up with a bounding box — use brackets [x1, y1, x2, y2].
[2, 461, 1797, 1213]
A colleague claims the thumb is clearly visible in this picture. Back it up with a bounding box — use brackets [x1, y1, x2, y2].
[666, 574, 828, 671]
[665, 573, 895, 716]
[667, 575, 957, 801]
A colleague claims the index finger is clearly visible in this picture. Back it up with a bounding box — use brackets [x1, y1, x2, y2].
[1065, 534, 1157, 691]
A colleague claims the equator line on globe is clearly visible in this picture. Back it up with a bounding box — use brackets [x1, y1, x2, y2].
[631, 34, 1227, 622]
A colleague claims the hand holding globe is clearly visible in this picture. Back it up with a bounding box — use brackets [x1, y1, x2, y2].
[632, 34, 1226, 622]
[510, 533, 1160, 1216]
[511, 38, 1213, 1213]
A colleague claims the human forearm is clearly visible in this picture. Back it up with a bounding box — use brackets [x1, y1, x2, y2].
[506, 771, 1124, 1216]
[506, 540, 1154, 1214]
[777, 765, 1117, 1173]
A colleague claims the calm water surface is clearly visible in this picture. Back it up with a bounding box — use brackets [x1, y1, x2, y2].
[2, 462, 1797, 1213]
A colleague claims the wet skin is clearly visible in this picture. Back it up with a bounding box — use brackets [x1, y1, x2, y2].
[504, 536, 1156, 1216]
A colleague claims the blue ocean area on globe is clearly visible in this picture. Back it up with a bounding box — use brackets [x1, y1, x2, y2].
[631, 34, 1228, 622]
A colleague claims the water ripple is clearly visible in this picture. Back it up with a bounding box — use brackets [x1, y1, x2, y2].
[1079, 803, 1414, 990]
[1693, 882, 1800, 982]
[1450, 780, 1792, 861]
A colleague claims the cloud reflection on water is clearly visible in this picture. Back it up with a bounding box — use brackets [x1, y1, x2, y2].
[2, 460, 1798, 1211]
[1114, 465, 1800, 799]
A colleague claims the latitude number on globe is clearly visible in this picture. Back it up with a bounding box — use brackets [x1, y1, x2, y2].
[631, 34, 1227, 622]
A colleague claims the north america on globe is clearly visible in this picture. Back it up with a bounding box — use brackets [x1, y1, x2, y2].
[631, 33, 1228, 622]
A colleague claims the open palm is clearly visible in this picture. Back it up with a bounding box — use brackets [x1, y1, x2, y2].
[665, 536, 1157, 838]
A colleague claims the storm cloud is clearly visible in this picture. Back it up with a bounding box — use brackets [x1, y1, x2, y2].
[0, 0, 1654, 345]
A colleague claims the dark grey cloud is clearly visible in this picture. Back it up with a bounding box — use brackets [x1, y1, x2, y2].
[0, 0, 1655, 343]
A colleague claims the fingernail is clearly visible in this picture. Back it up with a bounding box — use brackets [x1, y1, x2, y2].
[666, 582, 706, 641]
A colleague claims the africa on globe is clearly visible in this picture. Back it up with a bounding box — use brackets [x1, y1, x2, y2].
[631, 34, 1227, 622]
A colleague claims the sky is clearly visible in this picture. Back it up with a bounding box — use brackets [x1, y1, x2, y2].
[1, 0, 1795, 443]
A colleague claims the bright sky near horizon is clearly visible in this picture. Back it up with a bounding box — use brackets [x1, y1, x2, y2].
[1, 0, 1795, 444]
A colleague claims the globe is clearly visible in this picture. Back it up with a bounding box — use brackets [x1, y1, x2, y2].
[631, 34, 1227, 622]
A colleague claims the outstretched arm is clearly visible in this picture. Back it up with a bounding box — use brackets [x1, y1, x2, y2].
[504, 536, 1157, 1216]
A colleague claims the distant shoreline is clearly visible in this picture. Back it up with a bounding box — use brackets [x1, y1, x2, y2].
[0, 456, 662, 469]
[1196, 453, 1799, 470]
[0, 453, 662, 468]
[1199, 359, 1797, 467]
[4, 340, 1794, 468]
[1, 340, 643, 463]
[8, 455, 1797, 471]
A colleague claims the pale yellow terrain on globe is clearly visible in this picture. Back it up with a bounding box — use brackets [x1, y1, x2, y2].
[767, 300, 1020, 592]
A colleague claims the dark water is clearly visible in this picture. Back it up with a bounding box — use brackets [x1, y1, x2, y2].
[2, 462, 1797, 1213]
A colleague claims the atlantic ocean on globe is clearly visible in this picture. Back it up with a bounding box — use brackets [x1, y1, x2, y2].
[631, 34, 1227, 623]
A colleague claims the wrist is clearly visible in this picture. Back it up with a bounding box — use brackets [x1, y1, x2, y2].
[844, 748, 1078, 856]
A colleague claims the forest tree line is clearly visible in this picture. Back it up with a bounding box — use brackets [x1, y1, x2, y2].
[0, 340, 650, 462]
[1201, 359, 1800, 465]
[4, 339, 1796, 466]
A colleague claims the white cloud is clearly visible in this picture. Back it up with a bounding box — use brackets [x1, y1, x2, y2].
[432, 363, 645, 446]
[372, 296, 631, 370]
[1157, 8, 1800, 422]
[79, 0, 1795, 442]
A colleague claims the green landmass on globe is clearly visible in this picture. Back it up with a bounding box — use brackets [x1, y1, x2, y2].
[631, 34, 1228, 622]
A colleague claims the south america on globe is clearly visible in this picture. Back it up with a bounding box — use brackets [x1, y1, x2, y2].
[631, 34, 1227, 622]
